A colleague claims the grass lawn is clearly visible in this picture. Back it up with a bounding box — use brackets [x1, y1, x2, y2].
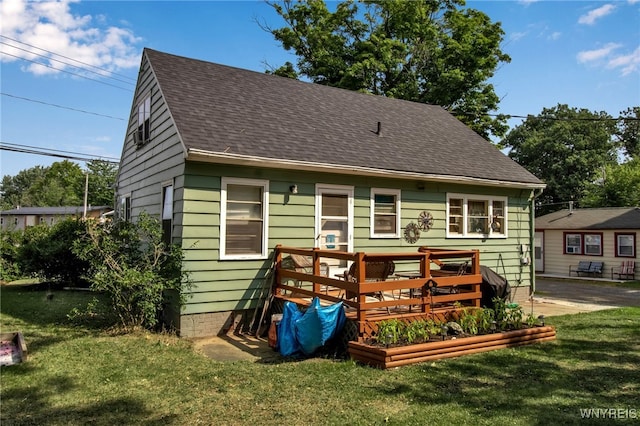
[1, 284, 639, 425]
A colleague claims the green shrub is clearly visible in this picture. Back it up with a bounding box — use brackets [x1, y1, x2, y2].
[0, 228, 23, 282]
[74, 213, 190, 330]
[375, 319, 406, 345]
[16, 219, 90, 286]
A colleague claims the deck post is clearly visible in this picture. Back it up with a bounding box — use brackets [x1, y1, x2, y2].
[312, 247, 321, 294]
[274, 245, 283, 296]
[355, 252, 367, 338]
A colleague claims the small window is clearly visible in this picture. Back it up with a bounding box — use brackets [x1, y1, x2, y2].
[584, 234, 602, 256]
[120, 195, 131, 222]
[446, 194, 507, 238]
[39, 216, 46, 225]
[220, 178, 269, 259]
[136, 95, 151, 146]
[616, 233, 636, 257]
[13, 217, 18, 226]
[565, 233, 582, 254]
[370, 188, 400, 238]
[162, 184, 173, 246]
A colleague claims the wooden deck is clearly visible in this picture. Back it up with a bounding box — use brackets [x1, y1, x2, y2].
[273, 245, 483, 341]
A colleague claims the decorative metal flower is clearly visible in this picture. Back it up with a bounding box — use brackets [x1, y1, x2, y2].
[404, 222, 420, 244]
[418, 210, 434, 231]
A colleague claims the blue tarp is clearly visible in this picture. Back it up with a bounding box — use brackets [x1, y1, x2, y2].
[277, 298, 347, 357]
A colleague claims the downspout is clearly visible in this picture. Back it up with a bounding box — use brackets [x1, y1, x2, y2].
[530, 187, 544, 297]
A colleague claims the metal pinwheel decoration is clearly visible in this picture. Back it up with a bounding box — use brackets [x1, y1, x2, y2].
[418, 210, 434, 231]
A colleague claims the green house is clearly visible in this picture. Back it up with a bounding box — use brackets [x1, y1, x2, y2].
[116, 48, 545, 338]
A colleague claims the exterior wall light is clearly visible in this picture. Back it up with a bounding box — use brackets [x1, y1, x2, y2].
[289, 185, 298, 194]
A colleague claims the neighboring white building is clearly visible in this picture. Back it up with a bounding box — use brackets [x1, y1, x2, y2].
[0, 206, 112, 231]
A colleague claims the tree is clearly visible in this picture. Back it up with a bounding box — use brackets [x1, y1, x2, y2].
[0, 160, 117, 209]
[582, 158, 640, 208]
[263, 0, 511, 139]
[616, 106, 640, 159]
[23, 160, 84, 207]
[499, 104, 618, 215]
[0, 166, 47, 210]
[86, 160, 118, 207]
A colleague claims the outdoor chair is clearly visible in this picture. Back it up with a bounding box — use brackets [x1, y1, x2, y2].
[282, 254, 328, 288]
[569, 261, 591, 277]
[611, 260, 636, 280]
[588, 261, 604, 277]
[340, 260, 395, 303]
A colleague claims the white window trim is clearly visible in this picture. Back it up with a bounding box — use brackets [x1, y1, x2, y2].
[220, 177, 269, 260]
[446, 193, 508, 238]
[120, 193, 132, 222]
[370, 188, 401, 238]
[162, 181, 174, 221]
[315, 184, 354, 253]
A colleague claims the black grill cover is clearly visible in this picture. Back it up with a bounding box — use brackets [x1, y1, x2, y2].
[479, 265, 511, 309]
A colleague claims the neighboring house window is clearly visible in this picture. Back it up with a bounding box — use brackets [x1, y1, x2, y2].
[13, 218, 18, 226]
[564, 232, 603, 256]
[565, 233, 582, 254]
[162, 183, 173, 246]
[370, 188, 400, 238]
[220, 178, 268, 259]
[39, 216, 46, 225]
[615, 233, 636, 257]
[446, 194, 507, 238]
[136, 95, 151, 146]
[120, 195, 131, 222]
[49, 217, 54, 225]
[584, 234, 602, 256]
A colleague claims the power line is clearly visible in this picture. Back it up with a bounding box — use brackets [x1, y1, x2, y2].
[0, 142, 120, 164]
[0, 34, 137, 83]
[0, 50, 132, 92]
[0, 40, 136, 87]
[1, 92, 126, 121]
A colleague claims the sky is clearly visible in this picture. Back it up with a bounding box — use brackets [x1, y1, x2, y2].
[1, 0, 639, 179]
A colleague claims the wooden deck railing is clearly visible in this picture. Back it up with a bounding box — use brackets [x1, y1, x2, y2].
[273, 245, 482, 340]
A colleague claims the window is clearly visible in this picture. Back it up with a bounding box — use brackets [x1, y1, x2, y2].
[162, 183, 173, 246]
[120, 195, 131, 222]
[136, 95, 151, 146]
[39, 216, 46, 225]
[564, 232, 603, 256]
[615, 233, 636, 257]
[584, 234, 602, 255]
[220, 178, 268, 259]
[565, 233, 582, 254]
[370, 188, 401, 238]
[446, 194, 507, 238]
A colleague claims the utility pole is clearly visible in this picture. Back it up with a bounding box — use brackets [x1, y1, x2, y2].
[83, 172, 88, 219]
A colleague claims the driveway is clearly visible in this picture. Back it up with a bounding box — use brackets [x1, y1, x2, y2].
[534, 278, 640, 308]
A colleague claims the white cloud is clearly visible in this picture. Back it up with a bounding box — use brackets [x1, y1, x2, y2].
[578, 4, 616, 25]
[577, 43, 621, 63]
[628, 0, 640, 4]
[607, 46, 640, 75]
[577, 43, 640, 75]
[548, 32, 562, 41]
[510, 31, 528, 42]
[0, 0, 141, 77]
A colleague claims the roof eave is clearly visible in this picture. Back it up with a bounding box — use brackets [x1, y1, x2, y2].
[186, 149, 546, 190]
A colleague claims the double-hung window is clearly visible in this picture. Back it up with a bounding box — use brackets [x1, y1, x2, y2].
[564, 232, 603, 256]
[446, 194, 507, 238]
[220, 178, 269, 259]
[136, 95, 151, 146]
[120, 195, 131, 222]
[615, 233, 636, 257]
[370, 188, 401, 238]
[162, 183, 173, 246]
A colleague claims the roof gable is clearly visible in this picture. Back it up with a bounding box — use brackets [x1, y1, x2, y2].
[143, 48, 543, 187]
[536, 207, 640, 230]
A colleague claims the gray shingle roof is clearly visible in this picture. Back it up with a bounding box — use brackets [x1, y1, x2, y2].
[145, 48, 543, 187]
[536, 207, 640, 230]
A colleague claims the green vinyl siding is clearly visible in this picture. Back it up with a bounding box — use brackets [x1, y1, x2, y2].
[178, 162, 536, 315]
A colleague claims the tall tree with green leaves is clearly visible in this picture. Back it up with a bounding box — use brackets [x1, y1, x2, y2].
[616, 106, 640, 159]
[86, 160, 118, 207]
[0, 165, 47, 209]
[263, 0, 511, 139]
[499, 104, 618, 215]
[582, 158, 640, 208]
[24, 160, 85, 207]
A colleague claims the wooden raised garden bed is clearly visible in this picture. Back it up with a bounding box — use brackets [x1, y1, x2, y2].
[348, 326, 556, 369]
